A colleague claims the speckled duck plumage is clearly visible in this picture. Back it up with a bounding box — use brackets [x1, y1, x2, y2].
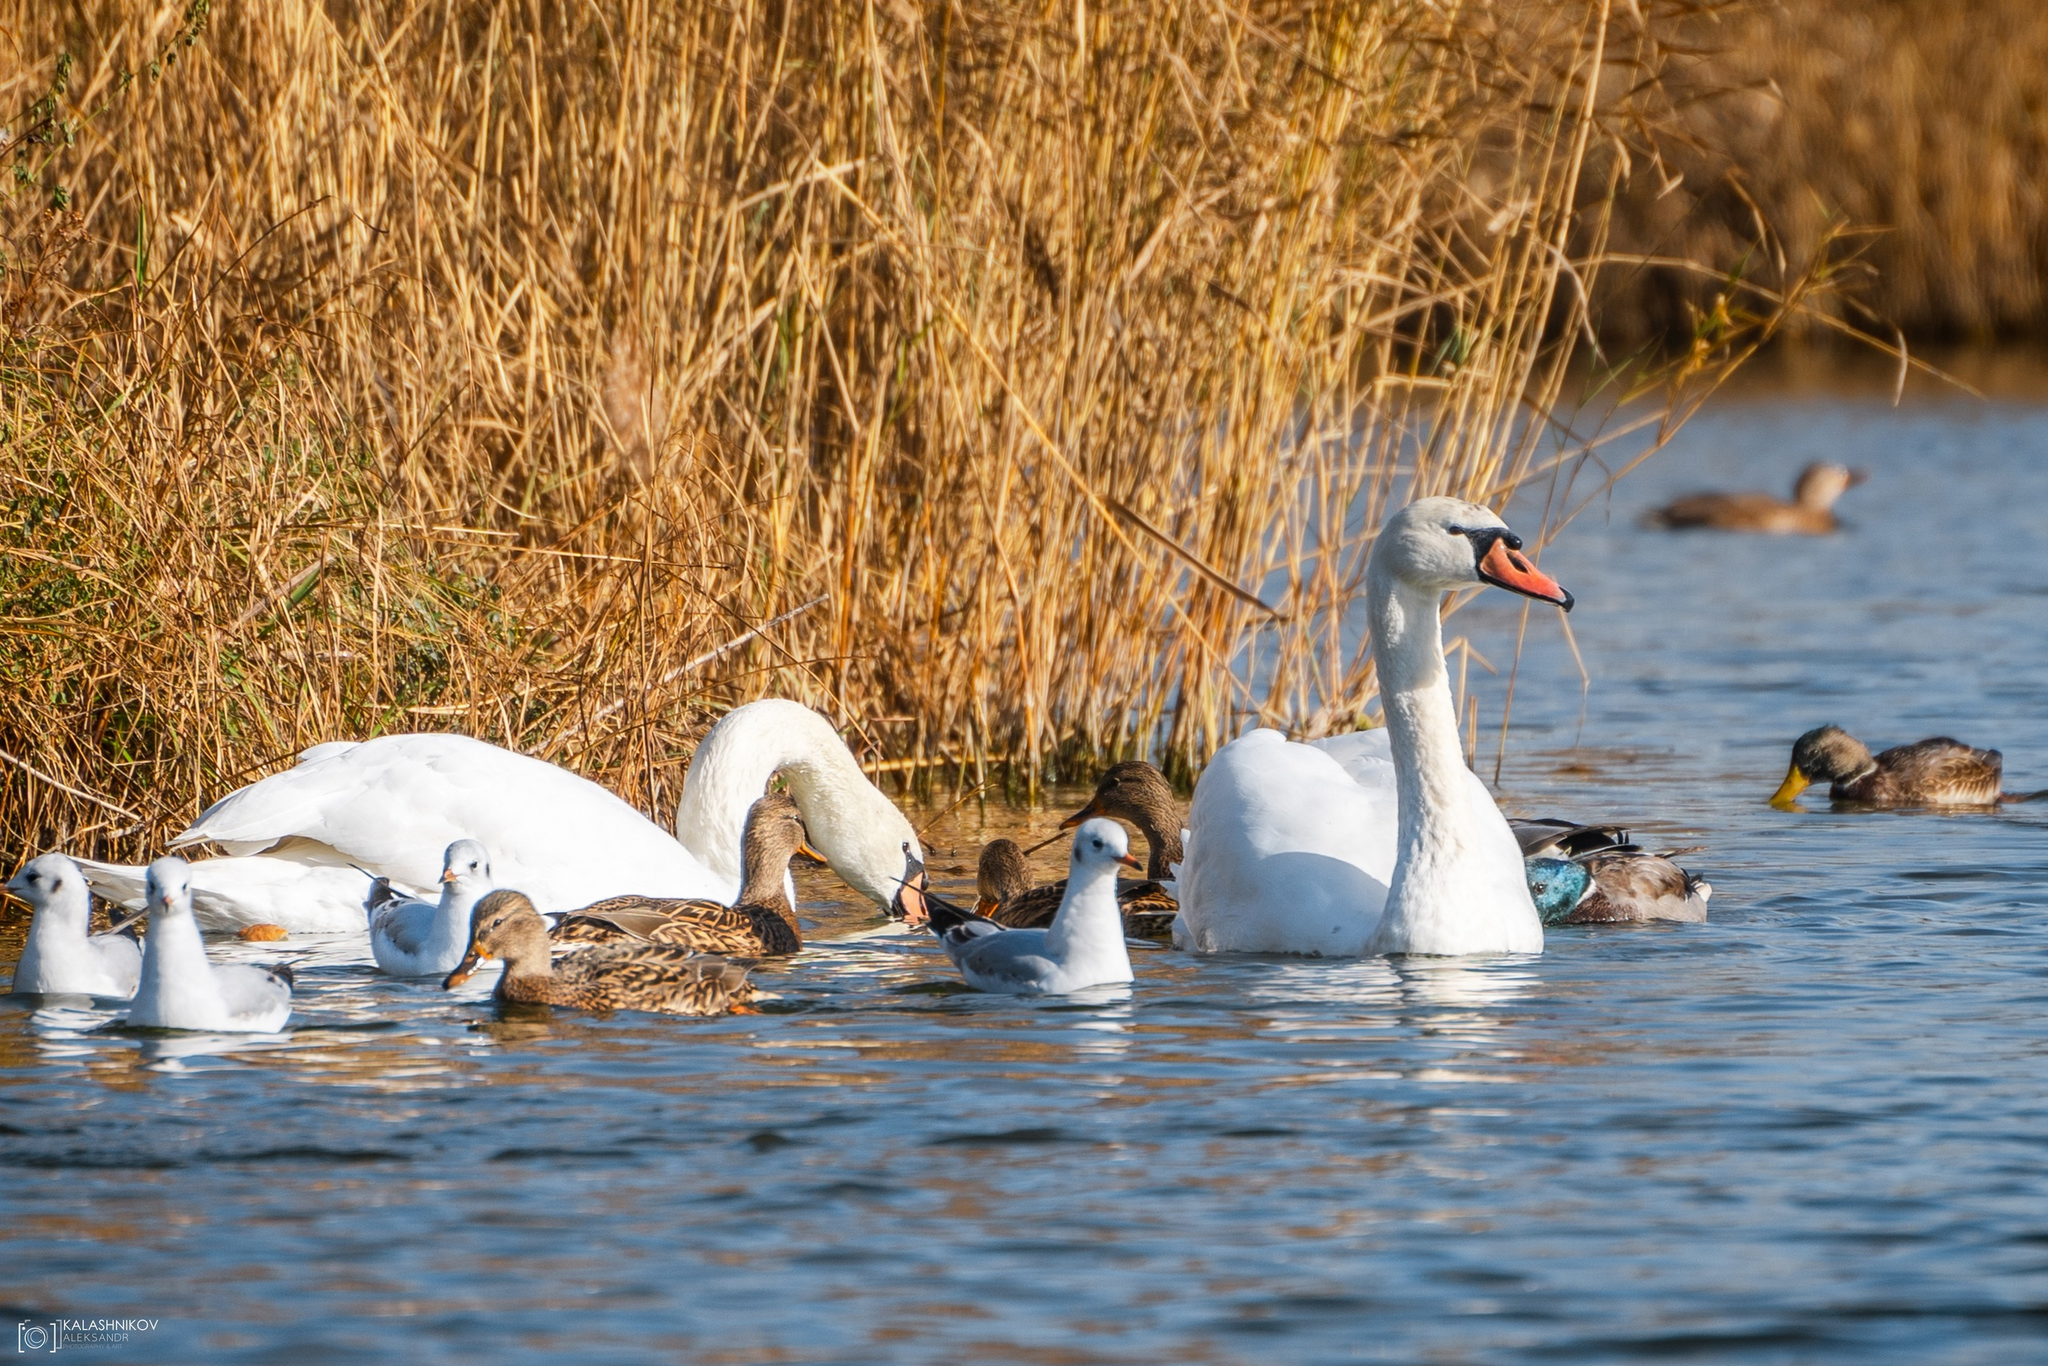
[447, 889, 757, 1016]
[548, 791, 811, 956]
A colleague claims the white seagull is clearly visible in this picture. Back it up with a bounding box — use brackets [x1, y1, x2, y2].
[5, 853, 143, 997]
[924, 818, 1138, 995]
[126, 858, 295, 1033]
[368, 839, 493, 977]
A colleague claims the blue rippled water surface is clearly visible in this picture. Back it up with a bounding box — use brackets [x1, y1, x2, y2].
[4, 390, 2047, 1363]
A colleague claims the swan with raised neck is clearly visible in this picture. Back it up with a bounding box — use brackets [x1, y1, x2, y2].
[675, 699, 923, 911]
[1172, 497, 1571, 956]
[1364, 496, 1570, 955]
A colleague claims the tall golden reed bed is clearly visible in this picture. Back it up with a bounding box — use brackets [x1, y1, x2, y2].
[0, 1, 1784, 863]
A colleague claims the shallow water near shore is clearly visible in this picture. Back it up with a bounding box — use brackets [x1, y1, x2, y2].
[5, 389, 2048, 1363]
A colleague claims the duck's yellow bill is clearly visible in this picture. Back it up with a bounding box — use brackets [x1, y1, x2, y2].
[1769, 763, 1811, 808]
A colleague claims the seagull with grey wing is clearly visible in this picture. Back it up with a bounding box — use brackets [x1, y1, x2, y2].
[923, 818, 1138, 995]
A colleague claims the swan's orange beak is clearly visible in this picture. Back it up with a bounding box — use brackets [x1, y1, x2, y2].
[893, 878, 928, 928]
[1477, 537, 1573, 610]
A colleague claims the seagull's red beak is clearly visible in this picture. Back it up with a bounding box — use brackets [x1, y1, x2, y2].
[1477, 536, 1574, 611]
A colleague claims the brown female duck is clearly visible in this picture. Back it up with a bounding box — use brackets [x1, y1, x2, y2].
[976, 762, 1182, 938]
[444, 889, 758, 1015]
[548, 791, 817, 956]
[1770, 725, 2005, 808]
[1645, 462, 1867, 534]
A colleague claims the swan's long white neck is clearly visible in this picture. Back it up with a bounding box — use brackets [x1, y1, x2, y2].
[1367, 562, 1531, 951]
[1369, 572, 1472, 854]
[675, 700, 920, 908]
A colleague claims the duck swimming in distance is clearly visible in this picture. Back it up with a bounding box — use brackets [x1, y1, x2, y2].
[444, 889, 758, 1017]
[1771, 725, 2006, 808]
[5, 853, 142, 997]
[1644, 461, 1867, 534]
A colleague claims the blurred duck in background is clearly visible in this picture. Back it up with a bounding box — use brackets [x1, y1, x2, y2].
[1644, 461, 1867, 534]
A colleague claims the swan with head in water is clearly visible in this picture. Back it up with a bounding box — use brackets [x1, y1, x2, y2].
[75, 700, 922, 931]
[1174, 496, 1573, 957]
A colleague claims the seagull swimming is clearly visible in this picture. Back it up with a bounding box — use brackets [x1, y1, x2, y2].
[368, 839, 494, 977]
[126, 857, 294, 1033]
[925, 817, 1138, 995]
[5, 852, 142, 997]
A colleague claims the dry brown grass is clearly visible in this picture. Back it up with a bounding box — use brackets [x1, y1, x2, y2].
[1601, 0, 2048, 344]
[0, 0, 1789, 867]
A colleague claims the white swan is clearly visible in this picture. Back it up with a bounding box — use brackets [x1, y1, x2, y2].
[368, 840, 494, 976]
[126, 858, 295, 1032]
[924, 819, 1138, 995]
[1175, 496, 1572, 957]
[71, 844, 373, 935]
[76, 699, 922, 931]
[5, 853, 142, 997]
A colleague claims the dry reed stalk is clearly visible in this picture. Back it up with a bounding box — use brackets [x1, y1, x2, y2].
[0, 0, 1796, 869]
[1598, 0, 2048, 344]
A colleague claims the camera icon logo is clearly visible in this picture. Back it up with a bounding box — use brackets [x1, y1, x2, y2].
[17, 1322, 51, 1352]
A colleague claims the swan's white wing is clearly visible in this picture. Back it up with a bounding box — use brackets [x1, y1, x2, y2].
[1176, 729, 1397, 956]
[172, 733, 730, 909]
[77, 856, 376, 933]
[211, 963, 293, 1032]
[1306, 726, 1395, 782]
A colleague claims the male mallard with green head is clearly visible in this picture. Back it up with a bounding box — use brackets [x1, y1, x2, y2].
[445, 889, 758, 1016]
[1512, 820, 1711, 924]
[548, 791, 817, 956]
[1771, 725, 2004, 808]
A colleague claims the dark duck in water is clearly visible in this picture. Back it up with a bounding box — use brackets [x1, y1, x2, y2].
[1644, 462, 1867, 534]
[1770, 725, 2011, 808]
[546, 791, 818, 956]
[445, 889, 759, 1016]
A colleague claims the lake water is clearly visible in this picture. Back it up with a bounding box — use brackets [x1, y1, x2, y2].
[5, 385, 2048, 1363]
